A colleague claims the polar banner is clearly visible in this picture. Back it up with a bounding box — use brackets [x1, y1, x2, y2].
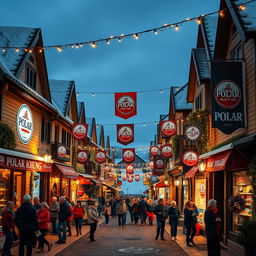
[122, 148, 135, 163]
[211, 61, 245, 134]
[115, 92, 137, 119]
[153, 155, 165, 176]
[116, 124, 134, 145]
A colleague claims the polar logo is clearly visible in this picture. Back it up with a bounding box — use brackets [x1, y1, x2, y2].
[118, 126, 133, 142]
[155, 159, 164, 169]
[117, 96, 135, 115]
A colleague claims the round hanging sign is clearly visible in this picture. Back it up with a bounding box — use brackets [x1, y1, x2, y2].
[123, 149, 135, 163]
[155, 159, 164, 169]
[77, 150, 89, 163]
[126, 164, 134, 174]
[95, 150, 106, 163]
[104, 166, 111, 172]
[161, 144, 173, 158]
[182, 151, 199, 166]
[16, 104, 33, 144]
[117, 125, 134, 145]
[135, 176, 140, 182]
[128, 177, 133, 182]
[161, 120, 177, 137]
[150, 146, 159, 156]
[214, 80, 241, 109]
[185, 125, 201, 141]
[72, 123, 88, 140]
[58, 146, 66, 158]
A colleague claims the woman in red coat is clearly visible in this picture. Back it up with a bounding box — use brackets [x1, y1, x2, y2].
[37, 202, 52, 253]
[73, 201, 84, 236]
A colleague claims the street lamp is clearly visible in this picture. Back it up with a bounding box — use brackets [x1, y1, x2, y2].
[164, 180, 169, 186]
[174, 179, 180, 186]
[198, 159, 206, 172]
[43, 154, 52, 163]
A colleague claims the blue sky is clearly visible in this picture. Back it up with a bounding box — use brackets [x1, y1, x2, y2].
[2, 0, 219, 193]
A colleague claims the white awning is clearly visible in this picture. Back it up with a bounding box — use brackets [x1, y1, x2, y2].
[0, 148, 44, 161]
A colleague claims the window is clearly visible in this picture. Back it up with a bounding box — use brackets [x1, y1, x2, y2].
[195, 92, 202, 110]
[55, 125, 59, 143]
[26, 65, 37, 90]
[62, 129, 66, 145]
[61, 129, 71, 147]
[230, 44, 243, 61]
[41, 118, 51, 144]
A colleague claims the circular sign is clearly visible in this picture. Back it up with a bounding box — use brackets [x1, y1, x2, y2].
[155, 159, 164, 169]
[123, 150, 135, 163]
[58, 146, 66, 158]
[185, 126, 201, 141]
[135, 176, 140, 182]
[126, 164, 134, 174]
[16, 104, 33, 144]
[104, 166, 111, 172]
[116, 96, 136, 116]
[128, 177, 133, 182]
[72, 124, 87, 140]
[77, 150, 88, 163]
[182, 151, 199, 166]
[214, 80, 241, 109]
[161, 121, 176, 137]
[118, 126, 133, 144]
[95, 151, 106, 163]
[150, 146, 159, 156]
[122, 176, 127, 181]
[161, 144, 173, 158]
[146, 174, 151, 180]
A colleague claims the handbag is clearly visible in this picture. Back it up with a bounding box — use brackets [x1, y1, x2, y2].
[35, 230, 41, 238]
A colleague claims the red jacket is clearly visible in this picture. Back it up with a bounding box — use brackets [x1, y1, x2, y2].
[2, 209, 15, 234]
[37, 209, 50, 230]
[68, 206, 73, 221]
[73, 206, 84, 219]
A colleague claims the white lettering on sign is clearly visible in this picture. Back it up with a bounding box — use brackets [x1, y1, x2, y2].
[214, 112, 243, 122]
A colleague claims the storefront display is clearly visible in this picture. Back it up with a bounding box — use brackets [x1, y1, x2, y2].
[195, 178, 206, 226]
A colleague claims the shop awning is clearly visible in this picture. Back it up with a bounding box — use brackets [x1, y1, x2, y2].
[55, 164, 79, 179]
[154, 181, 169, 188]
[103, 183, 117, 191]
[185, 166, 199, 178]
[78, 173, 95, 178]
[91, 178, 102, 186]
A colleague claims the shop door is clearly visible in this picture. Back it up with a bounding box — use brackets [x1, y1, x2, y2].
[13, 171, 23, 209]
[214, 171, 224, 220]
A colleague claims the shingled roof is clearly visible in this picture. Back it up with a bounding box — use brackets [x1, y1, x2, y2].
[172, 84, 192, 111]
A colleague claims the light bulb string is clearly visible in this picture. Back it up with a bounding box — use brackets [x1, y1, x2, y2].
[0, 0, 254, 51]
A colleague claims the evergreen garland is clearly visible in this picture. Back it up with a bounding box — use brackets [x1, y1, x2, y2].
[0, 122, 16, 149]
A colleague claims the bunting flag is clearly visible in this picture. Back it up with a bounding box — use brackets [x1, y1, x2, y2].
[161, 144, 173, 158]
[95, 150, 106, 164]
[72, 123, 88, 140]
[149, 146, 159, 156]
[115, 92, 137, 119]
[160, 120, 177, 137]
[122, 148, 135, 163]
[126, 164, 134, 174]
[117, 124, 134, 145]
[77, 150, 89, 163]
[153, 155, 165, 176]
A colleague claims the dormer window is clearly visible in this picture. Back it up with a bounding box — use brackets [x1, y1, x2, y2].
[26, 64, 37, 90]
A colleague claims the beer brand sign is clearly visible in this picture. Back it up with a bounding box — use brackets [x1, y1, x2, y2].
[160, 120, 177, 137]
[95, 150, 106, 164]
[182, 151, 199, 166]
[117, 124, 134, 145]
[161, 144, 173, 158]
[57, 146, 67, 158]
[16, 104, 33, 144]
[122, 148, 135, 163]
[77, 150, 89, 163]
[72, 123, 88, 140]
[153, 155, 165, 176]
[126, 164, 134, 174]
[149, 146, 159, 156]
[115, 92, 137, 119]
[211, 62, 245, 134]
[184, 125, 200, 141]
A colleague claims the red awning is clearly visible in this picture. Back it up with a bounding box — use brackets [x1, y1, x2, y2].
[185, 166, 199, 178]
[55, 164, 79, 179]
[155, 181, 168, 188]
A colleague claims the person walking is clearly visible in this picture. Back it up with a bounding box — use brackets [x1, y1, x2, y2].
[184, 200, 197, 246]
[126, 198, 134, 223]
[104, 201, 111, 224]
[168, 201, 180, 241]
[88, 200, 98, 242]
[37, 202, 52, 253]
[116, 198, 127, 227]
[50, 197, 59, 234]
[33, 197, 41, 210]
[191, 200, 199, 230]
[2, 201, 15, 256]
[204, 199, 222, 256]
[56, 196, 71, 244]
[147, 199, 155, 225]
[65, 197, 73, 237]
[14, 194, 38, 256]
[138, 196, 148, 225]
[73, 201, 84, 236]
[132, 199, 140, 224]
[154, 199, 168, 241]
[97, 203, 103, 218]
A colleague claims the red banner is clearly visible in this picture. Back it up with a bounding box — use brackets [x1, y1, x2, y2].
[95, 150, 106, 164]
[77, 150, 89, 163]
[122, 148, 135, 163]
[149, 146, 159, 156]
[117, 124, 134, 145]
[126, 164, 134, 174]
[115, 92, 137, 119]
[153, 155, 165, 176]
[161, 144, 173, 158]
[160, 120, 177, 137]
[72, 123, 88, 140]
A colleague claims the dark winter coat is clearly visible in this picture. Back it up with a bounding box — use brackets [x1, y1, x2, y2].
[193, 207, 199, 223]
[132, 203, 140, 217]
[184, 208, 195, 227]
[204, 208, 220, 237]
[168, 206, 180, 225]
[138, 200, 148, 214]
[2, 208, 15, 234]
[154, 204, 168, 222]
[14, 202, 38, 232]
[58, 201, 71, 222]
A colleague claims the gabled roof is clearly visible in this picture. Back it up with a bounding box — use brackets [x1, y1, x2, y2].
[96, 125, 105, 148]
[86, 117, 96, 139]
[105, 136, 110, 149]
[77, 101, 85, 123]
[171, 84, 192, 111]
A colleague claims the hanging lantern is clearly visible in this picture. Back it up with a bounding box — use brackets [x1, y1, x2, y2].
[198, 159, 206, 172]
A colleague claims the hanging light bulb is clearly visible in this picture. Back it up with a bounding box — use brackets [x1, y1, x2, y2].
[118, 37, 122, 42]
[91, 42, 97, 48]
[28, 49, 32, 53]
[219, 10, 225, 17]
[15, 48, 20, 53]
[142, 123, 146, 127]
[160, 89, 164, 94]
[75, 44, 79, 49]
[71, 45, 75, 49]
[106, 39, 110, 45]
[239, 4, 246, 11]
[79, 43, 83, 48]
[92, 93, 95, 97]
[196, 18, 202, 25]
[2, 48, 6, 53]
[175, 25, 179, 31]
[57, 47, 62, 53]
[133, 33, 139, 40]
[76, 92, 80, 96]
[153, 29, 158, 35]
[38, 48, 44, 53]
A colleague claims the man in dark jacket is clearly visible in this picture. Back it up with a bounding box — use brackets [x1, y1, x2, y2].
[153, 199, 168, 241]
[168, 201, 180, 240]
[14, 194, 38, 256]
[56, 196, 71, 244]
[138, 196, 148, 225]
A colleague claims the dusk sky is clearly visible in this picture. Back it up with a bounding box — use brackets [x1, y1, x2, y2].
[2, 0, 219, 192]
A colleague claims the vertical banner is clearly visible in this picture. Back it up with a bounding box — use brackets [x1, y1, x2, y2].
[116, 124, 134, 145]
[95, 150, 106, 164]
[153, 155, 165, 176]
[160, 120, 177, 137]
[115, 92, 137, 119]
[122, 148, 135, 163]
[126, 164, 134, 174]
[211, 61, 245, 134]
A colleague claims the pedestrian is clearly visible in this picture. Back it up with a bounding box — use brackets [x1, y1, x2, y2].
[2, 201, 15, 256]
[168, 201, 180, 241]
[55, 196, 71, 244]
[37, 202, 52, 253]
[126, 198, 134, 223]
[50, 196, 59, 234]
[147, 199, 155, 225]
[14, 194, 38, 256]
[111, 198, 117, 218]
[88, 200, 98, 242]
[191, 200, 199, 228]
[73, 201, 84, 236]
[154, 198, 168, 241]
[132, 199, 140, 224]
[152, 196, 158, 208]
[116, 198, 127, 227]
[138, 196, 148, 225]
[97, 202, 103, 218]
[204, 199, 222, 256]
[33, 197, 41, 210]
[65, 197, 73, 237]
[184, 200, 196, 246]
[104, 201, 112, 224]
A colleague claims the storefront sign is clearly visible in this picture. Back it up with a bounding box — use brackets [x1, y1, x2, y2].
[184, 125, 201, 141]
[79, 177, 92, 185]
[77, 150, 89, 163]
[115, 92, 137, 119]
[211, 61, 245, 134]
[182, 151, 199, 166]
[161, 144, 173, 158]
[0, 154, 52, 172]
[16, 104, 33, 144]
[72, 123, 88, 140]
[126, 164, 134, 174]
[149, 146, 159, 156]
[116, 124, 134, 145]
[122, 148, 135, 163]
[153, 155, 165, 176]
[95, 150, 106, 164]
[160, 120, 177, 137]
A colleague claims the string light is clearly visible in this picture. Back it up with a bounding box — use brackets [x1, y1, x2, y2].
[196, 18, 202, 25]
[57, 47, 62, 53]
[76, 92, 80, 96]
[106, 40, 110, 45]
[160, 89, 164, 94]
[15, 48, 19, 53]
[28, 49, 32, 53]
[219, 10, 225, 17]
[118, 37, 122, 42]
[239, 4, 246, 10]
[175, 25, 179, 31]
[91, 42, 97, 48]
[92, 93, 95, 97]
[153, 29, 158, 35]
[133, 33, 139, 40]
[2, 48, 6, 53]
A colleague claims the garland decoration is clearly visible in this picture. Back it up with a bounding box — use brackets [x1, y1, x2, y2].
[228, 195, 246, 213]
